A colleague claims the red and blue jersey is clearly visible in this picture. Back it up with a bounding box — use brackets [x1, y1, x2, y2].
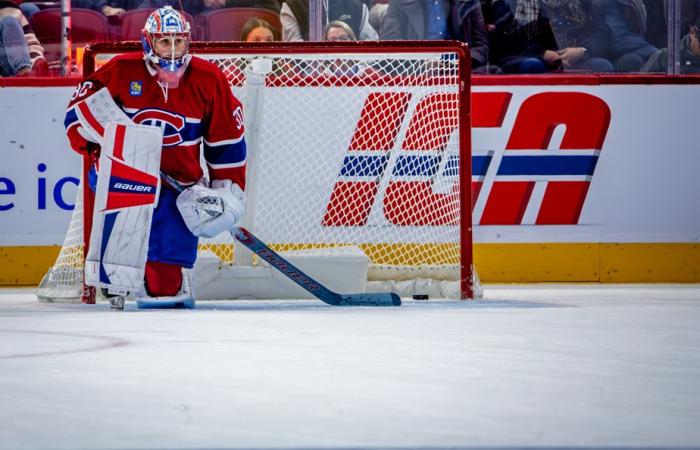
[65, 53, 246, 189]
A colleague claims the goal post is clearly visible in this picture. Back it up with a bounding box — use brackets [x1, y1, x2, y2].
[37, 40, 480, 303]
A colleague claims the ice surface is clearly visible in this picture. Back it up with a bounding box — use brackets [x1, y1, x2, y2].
[1, 285, 699, 450]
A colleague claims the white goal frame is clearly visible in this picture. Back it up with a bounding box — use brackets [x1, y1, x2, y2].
[38, 40, 478, 303]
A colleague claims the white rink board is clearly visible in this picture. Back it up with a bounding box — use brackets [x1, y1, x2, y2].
[471, 84, 700, 243]
[1, 83, 699, 246]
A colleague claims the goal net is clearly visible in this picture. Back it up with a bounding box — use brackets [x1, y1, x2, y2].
[37, 41, 481, 303]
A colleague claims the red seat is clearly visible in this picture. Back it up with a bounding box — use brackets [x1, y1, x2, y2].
[30, 8, 111, 45]
[198, 7, 281, 41]
[119, 8, 197, 41]
[30, 8, 111, 70]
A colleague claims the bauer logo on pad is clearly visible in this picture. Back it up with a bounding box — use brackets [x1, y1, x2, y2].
[103, 157, 158, 211]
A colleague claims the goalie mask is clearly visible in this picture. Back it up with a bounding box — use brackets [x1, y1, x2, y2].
[142, 6, 191, 87]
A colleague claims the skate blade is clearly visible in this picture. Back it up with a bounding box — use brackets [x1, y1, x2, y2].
[109, 297, 125, 310]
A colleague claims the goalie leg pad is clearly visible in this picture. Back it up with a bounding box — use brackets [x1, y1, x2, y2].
[84, 122, 163, 293]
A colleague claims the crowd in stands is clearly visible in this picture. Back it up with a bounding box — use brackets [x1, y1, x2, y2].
[1, 0, 700, 77]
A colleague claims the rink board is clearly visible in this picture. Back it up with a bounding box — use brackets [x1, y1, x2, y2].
[0, 76, 699, 284]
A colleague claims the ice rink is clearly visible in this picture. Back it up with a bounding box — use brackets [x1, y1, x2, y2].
[1, 284, 699, 450]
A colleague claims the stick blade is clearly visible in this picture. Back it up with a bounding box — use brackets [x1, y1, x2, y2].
[337, 292, 401, 307]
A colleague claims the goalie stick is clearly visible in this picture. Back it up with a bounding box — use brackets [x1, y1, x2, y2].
[160, 172, 401, 307]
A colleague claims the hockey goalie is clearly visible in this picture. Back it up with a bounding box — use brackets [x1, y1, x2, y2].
[64, 6, 246, 310]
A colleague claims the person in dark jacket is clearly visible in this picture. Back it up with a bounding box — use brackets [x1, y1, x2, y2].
[79, 0, 206, 18]
[380, 0, 491, 71]
[200, 0, 280, 12]
[601, 0, 658, 71]
[643, 19, 700, 73]
[542, 0, 614, 72]
[281, 0, 377, 41]
[483, 0, 562, 73]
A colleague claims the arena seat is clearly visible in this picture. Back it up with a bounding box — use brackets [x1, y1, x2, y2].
[197, 7, 281, 41]
[119, 8, 197, 40]
[30, 8, 111, 71]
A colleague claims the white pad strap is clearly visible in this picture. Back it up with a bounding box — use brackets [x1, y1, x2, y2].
[84, 122, 163, 293]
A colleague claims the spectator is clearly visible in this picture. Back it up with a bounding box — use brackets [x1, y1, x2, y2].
[82, 0, 207, 16]
[81, 0, 271, 17]
[643, 0, 666, 49]
[368, 1, 387, 33]
[601, 0, 658, 71]
[321, 20, 381, 76]
[483, 0, 562, 73]
[242, 17, 276, 41]
[323, 18, 356, 40]
[220, 17, 277, 84]
[681, 19, 700, 73]
[139, 0, 205, 14]
[0, 1, 46, 76]
[281, 0, 378, 41]
[683, 0, 700, 35]
[73, 0, 139, 18]
[202, 0, 281, 11]
[643, 18, 700, 73]
[18, 1, 39, 18]
[0, 15, 31, 75]
[542, 0, 614, 72]
[380, 0, 491, 71]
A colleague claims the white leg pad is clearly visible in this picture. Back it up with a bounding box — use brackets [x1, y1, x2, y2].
[85, 122, 163, 293]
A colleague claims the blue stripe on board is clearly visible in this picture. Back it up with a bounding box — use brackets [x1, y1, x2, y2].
[392, 155, 441, 177]
[339, 153, 594, 179]
[497, 155, 599, 176]
[340, 155, 389, 177]
[443, 156, 460, 177]
[471, 155, 492, 177]
[407, 155, 493, 177]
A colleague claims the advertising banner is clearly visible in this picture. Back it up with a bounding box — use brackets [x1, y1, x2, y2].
[1, 81, 698, 283]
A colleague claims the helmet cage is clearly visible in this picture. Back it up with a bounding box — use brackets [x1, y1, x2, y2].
[143, 31, 191, 72]
[142, 6, 191, 73]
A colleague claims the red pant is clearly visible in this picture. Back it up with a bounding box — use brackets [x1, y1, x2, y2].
[145, 260, 182, 297]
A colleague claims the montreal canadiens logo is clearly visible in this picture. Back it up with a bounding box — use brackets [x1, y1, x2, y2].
[132, 109, 186, 146]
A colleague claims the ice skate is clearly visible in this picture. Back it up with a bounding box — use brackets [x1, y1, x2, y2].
[109, 295, 126, 310]
[102, 288, 127, 310]
[136, 269, 195, 309]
